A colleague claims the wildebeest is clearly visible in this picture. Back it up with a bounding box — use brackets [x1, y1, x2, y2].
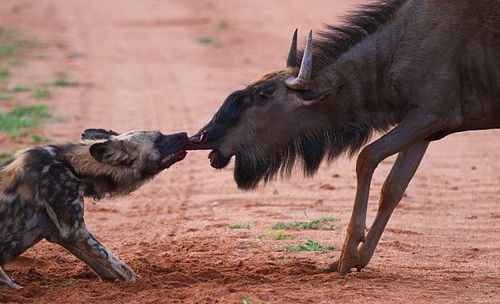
[187, 0, 500, 274]
[0, 129, 188, 288]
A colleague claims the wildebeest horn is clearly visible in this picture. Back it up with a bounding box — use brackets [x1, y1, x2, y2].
[285, 30, 313, 90]
[286, 29, 298, 68]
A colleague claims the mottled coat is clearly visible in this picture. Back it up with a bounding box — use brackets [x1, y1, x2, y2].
[0, 129, 187, 288]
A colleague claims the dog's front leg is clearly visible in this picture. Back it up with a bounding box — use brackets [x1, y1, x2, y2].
[44, 202, 137, 282]
[46, 215, 137, 282]
[41, 163, 137, 282]
[55, 230, 137, 282]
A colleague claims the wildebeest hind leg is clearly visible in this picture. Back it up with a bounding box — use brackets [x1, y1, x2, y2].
[331, 113, 440, 275]
[0, 266, 22, 289]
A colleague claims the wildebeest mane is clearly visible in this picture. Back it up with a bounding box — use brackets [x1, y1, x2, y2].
[303, 0, 407, 74]
[234, 124, 374, 190]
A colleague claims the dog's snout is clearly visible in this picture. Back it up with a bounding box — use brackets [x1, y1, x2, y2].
[175, 132, 188, 141]
[172, 132, 188, 146]
[160, 132, 188, 148]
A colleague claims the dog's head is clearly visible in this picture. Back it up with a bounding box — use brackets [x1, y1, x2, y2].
[82, 129, 188, 177]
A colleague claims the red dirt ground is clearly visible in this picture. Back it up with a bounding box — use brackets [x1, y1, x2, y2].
[0, 0, 499, 303]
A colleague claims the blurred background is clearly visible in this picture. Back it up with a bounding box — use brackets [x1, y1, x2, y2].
[0, 1, 498, 303]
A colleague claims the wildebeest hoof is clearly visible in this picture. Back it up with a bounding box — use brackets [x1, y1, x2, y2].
[329, 256, 367, 275]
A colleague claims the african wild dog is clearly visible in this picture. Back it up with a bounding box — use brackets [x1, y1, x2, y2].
[187, 0, 500, 274]
[0, 129, 188, 288]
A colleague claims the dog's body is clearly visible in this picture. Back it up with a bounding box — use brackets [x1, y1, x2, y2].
[0, 129, 188, 288]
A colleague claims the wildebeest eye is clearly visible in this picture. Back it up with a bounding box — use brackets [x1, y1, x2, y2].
[256, 85, 275, 99]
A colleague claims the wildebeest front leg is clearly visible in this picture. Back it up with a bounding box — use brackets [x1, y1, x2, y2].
[330, 113, 440, 275]
[357, 140, 428, 268]
[0, 266, 22, 289]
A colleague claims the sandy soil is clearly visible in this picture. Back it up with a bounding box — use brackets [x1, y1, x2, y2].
[0, 0, 499, 303]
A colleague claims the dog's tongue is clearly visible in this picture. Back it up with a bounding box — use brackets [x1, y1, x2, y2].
[162, 150, 187, 168]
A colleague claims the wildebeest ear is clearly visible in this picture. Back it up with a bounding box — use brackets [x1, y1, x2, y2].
[298, 86, 340, 105]
[89, 140, 137, 166]
[82, 129, 119, 140]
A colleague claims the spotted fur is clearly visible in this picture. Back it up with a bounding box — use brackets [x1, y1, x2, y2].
[0, 129, 188, 288]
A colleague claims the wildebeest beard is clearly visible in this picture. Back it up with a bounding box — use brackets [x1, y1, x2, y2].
[233, 124, 373, 190]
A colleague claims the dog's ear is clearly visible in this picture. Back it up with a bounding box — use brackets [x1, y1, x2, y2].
[82, 129, 119, 141]
[89, 140, 137, 166]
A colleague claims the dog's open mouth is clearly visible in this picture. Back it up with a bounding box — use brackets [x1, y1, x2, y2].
[161, 149, 187, 168]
